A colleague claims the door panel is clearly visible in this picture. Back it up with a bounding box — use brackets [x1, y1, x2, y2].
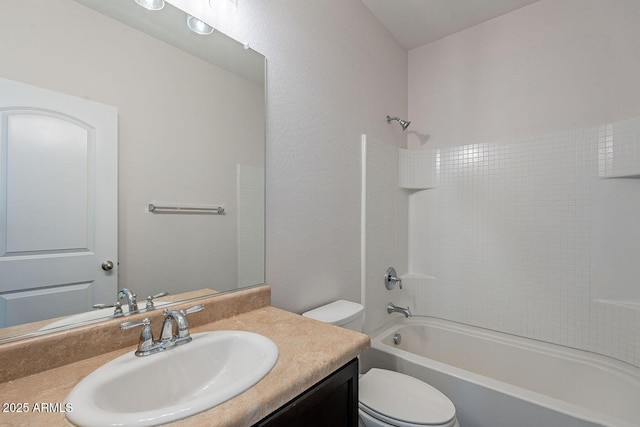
[6, 113, 92, 252]
[0, 283, 93, 328]
[1, 254, 98, 292]
[0, 77, 117, 328]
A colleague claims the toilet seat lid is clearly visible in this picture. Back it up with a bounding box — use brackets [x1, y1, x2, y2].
[359, 369, 455, 426]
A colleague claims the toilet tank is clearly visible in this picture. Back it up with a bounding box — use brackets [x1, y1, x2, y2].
[302, 300, 364, 332]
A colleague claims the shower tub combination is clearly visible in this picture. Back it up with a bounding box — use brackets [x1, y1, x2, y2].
[360, 317, 640, 427]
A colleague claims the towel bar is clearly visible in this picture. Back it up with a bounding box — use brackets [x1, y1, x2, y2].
[148, 204, 225, 214]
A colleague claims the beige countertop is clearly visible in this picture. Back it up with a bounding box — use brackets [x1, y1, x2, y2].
[0, 305, 370, 427]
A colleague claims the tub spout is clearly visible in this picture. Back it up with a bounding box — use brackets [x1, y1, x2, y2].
[387, 303, 411, 318]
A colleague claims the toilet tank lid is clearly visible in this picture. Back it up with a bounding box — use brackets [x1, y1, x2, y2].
[302, 300, 364, 325]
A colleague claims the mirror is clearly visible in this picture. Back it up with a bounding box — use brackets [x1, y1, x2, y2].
[0, 0, 265, 340]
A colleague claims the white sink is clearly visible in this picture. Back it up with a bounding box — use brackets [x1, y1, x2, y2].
[65, 330, 279, 426]
[39, 302, 170, 331]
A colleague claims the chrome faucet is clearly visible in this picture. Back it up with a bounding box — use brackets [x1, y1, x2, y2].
[387, 302, 412, 318]
[161, 309, 192, 343]
[94, 289, 169, 314]
[118, 288, 138, 312]
[119, 304, 204, 357]
[385, 267, 403, 290]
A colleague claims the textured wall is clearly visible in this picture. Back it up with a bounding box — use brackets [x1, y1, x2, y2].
[406, 0, 640, 366]
[169, 0, 408, 312]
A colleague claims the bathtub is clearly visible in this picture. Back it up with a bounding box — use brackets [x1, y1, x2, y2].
[359, 317, 640, 427]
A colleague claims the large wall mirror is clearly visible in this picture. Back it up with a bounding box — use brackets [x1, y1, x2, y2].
[0, 0, 265, 340]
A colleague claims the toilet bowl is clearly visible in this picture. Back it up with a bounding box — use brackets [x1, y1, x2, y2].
[302, 300, 460, 427]
[359, 368, 458, 427]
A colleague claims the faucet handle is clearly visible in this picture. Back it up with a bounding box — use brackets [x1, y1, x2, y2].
[145, 291, 169, 310]
[119, 317, 151, 330]
[162, 304, 203, 317]
[120, 318, 156, 357]
[93, 301, 123, 315]
[385, 267, 403, 290]
[182, 304, 204, 315]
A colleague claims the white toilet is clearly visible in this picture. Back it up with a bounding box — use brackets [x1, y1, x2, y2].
[303, 300, 459, 427]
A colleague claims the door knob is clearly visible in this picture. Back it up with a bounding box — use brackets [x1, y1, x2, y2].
[102, 260, 115, 271]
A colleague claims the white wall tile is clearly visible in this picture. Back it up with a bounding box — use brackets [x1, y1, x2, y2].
[599, 116, 640, 178]
[403, 118, 640, 367]
[399, 148, 438, 189]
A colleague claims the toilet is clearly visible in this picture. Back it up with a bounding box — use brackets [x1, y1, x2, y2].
[303, 300, 459, 427]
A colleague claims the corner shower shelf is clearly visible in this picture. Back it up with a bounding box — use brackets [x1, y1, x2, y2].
[399, 148, 437, 190]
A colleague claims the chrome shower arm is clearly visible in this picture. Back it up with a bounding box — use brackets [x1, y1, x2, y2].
[386, 115, 411, 131]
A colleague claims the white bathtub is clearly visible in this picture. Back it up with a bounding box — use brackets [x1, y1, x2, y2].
[359, 317, 640, 427]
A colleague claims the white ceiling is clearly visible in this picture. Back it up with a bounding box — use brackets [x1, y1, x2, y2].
[361, 0, 540, 50]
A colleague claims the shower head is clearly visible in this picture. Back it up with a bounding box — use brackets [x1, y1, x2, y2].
[386, 115, 411, 131]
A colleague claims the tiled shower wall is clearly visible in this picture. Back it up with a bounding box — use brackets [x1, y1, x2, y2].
[392, 117, 640, 367]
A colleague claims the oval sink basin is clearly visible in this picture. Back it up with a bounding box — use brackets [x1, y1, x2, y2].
[65, 330, 279, 426]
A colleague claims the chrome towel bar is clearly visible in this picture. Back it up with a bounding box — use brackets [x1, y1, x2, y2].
[148, 204, 225, 214]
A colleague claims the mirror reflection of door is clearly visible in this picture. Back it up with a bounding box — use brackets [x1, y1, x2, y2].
[0, 77, 117, 327]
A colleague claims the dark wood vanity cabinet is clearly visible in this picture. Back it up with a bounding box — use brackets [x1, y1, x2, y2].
[254, 358, 359, 427]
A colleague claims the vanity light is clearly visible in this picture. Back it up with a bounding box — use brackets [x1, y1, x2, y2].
[134, 0, 165, 11]
[187, 15, 215, 35]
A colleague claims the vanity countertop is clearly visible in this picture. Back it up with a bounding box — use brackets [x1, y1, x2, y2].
[0, 305, 370, 426]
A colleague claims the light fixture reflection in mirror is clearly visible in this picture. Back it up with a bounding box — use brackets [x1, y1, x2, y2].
[134, 0, 165, 11]
[187, 15, 215, 35]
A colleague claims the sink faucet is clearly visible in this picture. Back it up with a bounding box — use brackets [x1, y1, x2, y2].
[94, 289, 169, 315]
[118, 288, 138, 312]
[119, 304, 204, 357]
[387, 302, 412, 318]
[161, 309, 193, 343]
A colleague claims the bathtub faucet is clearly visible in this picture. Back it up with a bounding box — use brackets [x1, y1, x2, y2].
[387, 303, 411, 318]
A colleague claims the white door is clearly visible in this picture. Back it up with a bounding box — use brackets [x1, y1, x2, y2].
[0, 77, 117, 327]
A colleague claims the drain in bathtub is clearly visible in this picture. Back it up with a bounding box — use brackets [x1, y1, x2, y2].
[393, 333, 401, 345]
